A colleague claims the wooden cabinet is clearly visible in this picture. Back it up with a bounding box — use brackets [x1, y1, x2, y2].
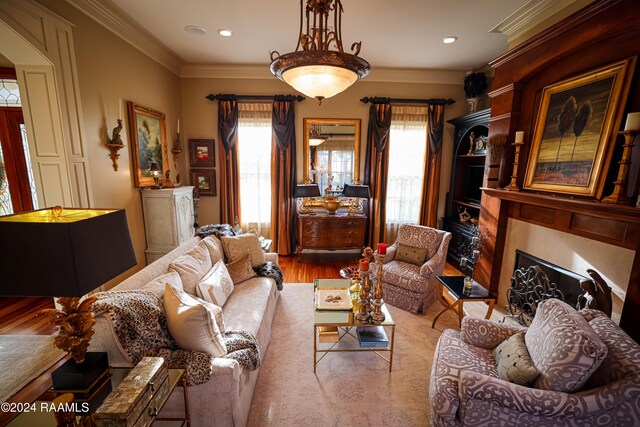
[444, 109, 490, 270]
[141, 186, 195, 264]
[297, 213, 366, 255]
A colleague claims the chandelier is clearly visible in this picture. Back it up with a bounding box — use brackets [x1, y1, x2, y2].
[309, 124, 326, 146]
[270, 0, 370, 104]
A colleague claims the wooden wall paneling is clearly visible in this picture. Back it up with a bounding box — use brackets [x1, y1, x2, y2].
[620, 249, 640, 340]
[476, 192, 509, 294]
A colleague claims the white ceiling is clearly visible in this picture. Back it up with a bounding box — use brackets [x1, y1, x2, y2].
[106, 0, 531, 71]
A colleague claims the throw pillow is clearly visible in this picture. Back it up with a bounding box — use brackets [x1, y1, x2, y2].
[197, 259, 234, 306]
[226, 254, 256, 285]
[525, 298, 608, 393]
[193, 294, 226, 335]
[168, 244, 212, 296]
[200, 235, 224, 264]
[140, 271, 183, 300]
[221, 232, 266, 268]
[395, 243, 429, 266]
[164, 283, 226, 357]
[493, 332, 540, 386]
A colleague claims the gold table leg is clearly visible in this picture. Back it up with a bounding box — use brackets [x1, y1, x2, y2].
[485, 298, 496, 320]
[389, 325, 396, 372]
[313, 325, 317, 374]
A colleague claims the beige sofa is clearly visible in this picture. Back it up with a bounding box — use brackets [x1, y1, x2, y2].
[89, 236, 280, 427]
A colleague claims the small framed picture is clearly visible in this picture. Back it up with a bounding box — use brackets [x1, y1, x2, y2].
[189, 139, 215, 167]
[191, 169, 216, 196]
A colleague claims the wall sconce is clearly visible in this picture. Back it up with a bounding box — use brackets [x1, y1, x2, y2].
[105, 119, 125, 171]
[171, 119, 182, 185]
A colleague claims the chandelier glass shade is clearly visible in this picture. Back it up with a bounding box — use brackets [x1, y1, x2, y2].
[270, 0, 370, 104]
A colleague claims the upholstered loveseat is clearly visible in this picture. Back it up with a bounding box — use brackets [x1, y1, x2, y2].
[89, 234, 280, 427]
[430, 298, 640, 426]
[373, 224, 451, 314]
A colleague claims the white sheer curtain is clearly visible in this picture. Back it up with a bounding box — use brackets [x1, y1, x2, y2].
[238, 102, 272, 238]
[385, 105, 428, 243]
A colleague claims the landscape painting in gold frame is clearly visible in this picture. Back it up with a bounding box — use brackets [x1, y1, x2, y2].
[127, 102, 169, 188]
[523, 58, 636, 198]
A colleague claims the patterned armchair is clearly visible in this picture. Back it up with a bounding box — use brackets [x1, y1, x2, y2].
[373, 224, 451, 314]
[429, 298, 640, 426]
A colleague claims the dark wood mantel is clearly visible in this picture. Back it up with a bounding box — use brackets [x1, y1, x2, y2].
[477, 0, 640, 342]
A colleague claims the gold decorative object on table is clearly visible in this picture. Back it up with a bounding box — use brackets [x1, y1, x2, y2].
[355, 268, 371, 321]
[602, 128, 639, 204]
[370, 252, 386, 322]
[321, 195, 341, 214]
[505, 131, 524, 191]
[105, 119, 126, 171]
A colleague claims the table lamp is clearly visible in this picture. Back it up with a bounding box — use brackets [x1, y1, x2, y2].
[295, 184, 321, 215]
[343, 183, 370, 216]
[0, 206, 137, 389]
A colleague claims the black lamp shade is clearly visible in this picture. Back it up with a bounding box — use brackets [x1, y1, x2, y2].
[0, 208, 137, 297]
[343, 183, 371, 199]
[295, 184, 321, 198]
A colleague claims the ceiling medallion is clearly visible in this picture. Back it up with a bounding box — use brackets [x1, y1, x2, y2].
[270, 0, 371, 105]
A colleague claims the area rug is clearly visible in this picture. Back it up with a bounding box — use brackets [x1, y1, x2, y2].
[0, 335, 65, 402]
[247, 283, 459, 426]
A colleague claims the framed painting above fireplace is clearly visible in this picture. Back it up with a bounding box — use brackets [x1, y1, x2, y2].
[523, 57, 636, 198]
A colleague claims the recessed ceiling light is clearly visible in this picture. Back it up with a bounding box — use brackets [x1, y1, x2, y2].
[184, 25, 207, 36]
[217, 29, 233, 37]
[442, 36, 458, 44]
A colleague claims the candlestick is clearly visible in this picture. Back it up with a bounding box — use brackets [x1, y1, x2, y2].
[515, 131, 524, 143]
[377, 243, 387, 255]
[370, 253, 386, 322]
[624, 112, 640, 131]
[355, 270, 371, 321]
[505, 133, 524, 191]
[602, 130, 639, 204]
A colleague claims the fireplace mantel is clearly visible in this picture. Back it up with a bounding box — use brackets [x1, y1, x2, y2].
[482, 189, 640, 225]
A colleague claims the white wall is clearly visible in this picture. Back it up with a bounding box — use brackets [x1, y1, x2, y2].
[498, 218, 635, 323]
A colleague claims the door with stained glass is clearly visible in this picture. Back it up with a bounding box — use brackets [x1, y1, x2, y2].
[0, 68, 38, 215]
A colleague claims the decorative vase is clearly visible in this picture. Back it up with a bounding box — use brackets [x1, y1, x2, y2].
[321, 195, 340, 214]
[466, 97, 480, 113]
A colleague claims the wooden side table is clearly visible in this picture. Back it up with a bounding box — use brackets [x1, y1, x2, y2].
[432, 276, 497, 328]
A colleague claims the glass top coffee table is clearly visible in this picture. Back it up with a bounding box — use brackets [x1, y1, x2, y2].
[432, 275, 497, 328]
[313, 279, 396, 374]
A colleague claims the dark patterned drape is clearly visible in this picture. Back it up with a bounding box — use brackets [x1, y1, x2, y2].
[270, 98, 297, 255]
[218, 97, 241, 225]
[363, 100, 392, 247]
[419, 104, 445, 227]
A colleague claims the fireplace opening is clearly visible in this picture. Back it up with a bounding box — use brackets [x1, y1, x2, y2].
[506, 250, 588, 325]
[513, 250, 586, 307]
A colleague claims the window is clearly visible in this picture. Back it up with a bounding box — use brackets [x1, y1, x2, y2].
[385, 106, 428, 242]
[315, 136, 354, 193]
[237, 103, 272, 237]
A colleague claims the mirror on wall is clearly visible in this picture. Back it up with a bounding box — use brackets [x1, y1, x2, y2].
[302, 118, 361, 196]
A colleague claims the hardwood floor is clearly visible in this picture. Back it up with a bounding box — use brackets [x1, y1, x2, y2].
[0, 297, 56, 335]
[0, 254, 461, 335]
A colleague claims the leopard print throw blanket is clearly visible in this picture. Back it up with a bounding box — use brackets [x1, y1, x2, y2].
[92, 290, 261, 385]
[197, 224, 284, 290]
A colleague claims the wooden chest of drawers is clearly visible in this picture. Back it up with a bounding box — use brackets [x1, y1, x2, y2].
[297, 213, 366, 255]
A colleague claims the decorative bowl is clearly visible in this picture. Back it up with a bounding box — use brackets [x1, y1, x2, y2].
[340, 266, 362, 281]
[322, 196, 340, 214]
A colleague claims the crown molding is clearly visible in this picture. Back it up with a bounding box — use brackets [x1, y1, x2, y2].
[181, 64, 465, 85]
[489, 0, 588, 46]
[63, 0, 182, 75]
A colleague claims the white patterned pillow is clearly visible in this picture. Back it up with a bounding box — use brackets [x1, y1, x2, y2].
[164, 283, 226, 357]
[493, 332, 540, 386]
[525, 298, 607, 392]
[168, 244, 212, 296]
[196, 260, 234, 307]
[221, 232, 266, 268]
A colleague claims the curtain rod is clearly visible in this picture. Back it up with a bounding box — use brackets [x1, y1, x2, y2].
[360, 96, 455, 106]
[205, 94, 305, 102]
